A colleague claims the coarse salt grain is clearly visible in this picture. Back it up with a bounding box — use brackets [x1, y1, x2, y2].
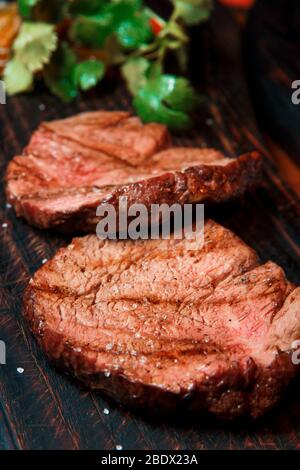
[103, 408, 110, 415]
[17, 367, 24, 374]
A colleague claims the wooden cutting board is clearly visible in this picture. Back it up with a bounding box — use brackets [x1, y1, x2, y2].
[245, 0, 300, 195]
[1, 4, 300, 450]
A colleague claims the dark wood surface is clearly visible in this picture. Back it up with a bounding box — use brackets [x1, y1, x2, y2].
[245, 0, 300, 194]
[1, 4, 300, 450]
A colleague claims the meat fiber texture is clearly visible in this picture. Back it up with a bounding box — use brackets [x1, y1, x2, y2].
[24, 219, 300, 419]
[6, 110, 262, 232]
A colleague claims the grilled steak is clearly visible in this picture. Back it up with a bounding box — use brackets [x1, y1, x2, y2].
[6, 110, 261, 232]
[24, 220, 300, 419]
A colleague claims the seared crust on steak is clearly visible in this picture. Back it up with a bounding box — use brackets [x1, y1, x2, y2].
[24, 220, 300, 419]
[6, 110, 262, 232]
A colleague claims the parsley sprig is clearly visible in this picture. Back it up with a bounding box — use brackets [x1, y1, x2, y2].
[3, 0, 213, 130]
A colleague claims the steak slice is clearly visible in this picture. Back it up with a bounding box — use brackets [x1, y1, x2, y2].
[24, 220, 300, 419]
[6, 110, 262, 232]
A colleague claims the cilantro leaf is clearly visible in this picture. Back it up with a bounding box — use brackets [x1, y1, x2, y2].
[4, 59, 34, 95]
[70, 1, 151, 50]
[173, 0, 213, 26]
[133, 75, 199, 130]
[13, 22, 58, 72]
[18, 0, 39, 19]
[166, 77, 202, 113]
[107, 0, 143, 24]
[46, 77, 78, 102]
[121, 57, 151, 96]
[70, 13, 114, 48]
[44, 42, 78, 101]
[44, 44, 106, 101]
[8, 0, 212, 124]
[110, 1, 152, 49]
[73, 59, 105, 91]
[147, 61, 163, 80]
[116, 12, 152, 49]
[68, 0, 103, 16]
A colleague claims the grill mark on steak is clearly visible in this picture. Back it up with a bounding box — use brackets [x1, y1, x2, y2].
[29, 220, 259, 297]
[24, 219, 300, 419]
[6, 110, 262, 232]
[46, 312, 228, 357]
[41, 111, 171, 166]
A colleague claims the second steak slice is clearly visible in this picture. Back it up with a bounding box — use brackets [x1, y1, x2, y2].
[24, 220, 300, 419]
[6, 110, 261, 232]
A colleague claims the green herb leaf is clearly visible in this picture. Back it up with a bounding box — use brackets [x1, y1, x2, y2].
[18, 0, 40, 19]
[116, 12, 152, 49]
[121, 57, 150, 95]
[9, 0, 212, 126]
[166, 76, 201, 113]
[70, 13, 114, 48]
[3, 59, 34, 95]
[44, 42, 77, 102]
[70, 1, 151, 50]
[173, 0, 213, 26]
[73, 59, 105, 91]
[13, 22, 58, 72]
[147, 61, 163, 79]
[68, 0, 103, 16]
[107, 0, 143, 24]
[46, 78, 78, 102]
[133, 75, 199, 130]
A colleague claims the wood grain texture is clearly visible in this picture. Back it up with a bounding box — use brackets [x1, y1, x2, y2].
[245, 0, 300, 192]
[0, 3, 300, 450]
